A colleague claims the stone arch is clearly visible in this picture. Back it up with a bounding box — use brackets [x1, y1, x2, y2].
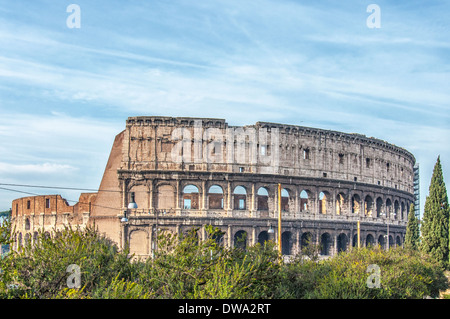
[281, 188, 290, 212]
[378, 234, 385, 249]
[389, 235, 394, 249]
[24, 233, 31, 246]
[351, 194, 361, 214]
[300, 232, 313, 250]
[352, 234, 358, 247]
[208, 185, 224, 209]
[257, 187, 269, 211]
[129, 229, 149, 256]
[182, 227, 200, 244]
[157, 184, 175, 211]
[386, 198, 392, 218]
[33, 231, 39, 245]
[376, 197, 383, 217]
[300, 190, 310, 212]
[209, 228, 225, 246]
[394, 200, 399, 220]
[336, 192, 346, 215]
[319, 191, 330, 215]
[129, 183, 149, 210]
[281, 231, 292, 255]
[366, 234, 375, 247]
[320, 232, 332, 255]
[337, 233, 348, 253]
[182, 184, 200, 209]
[396, 235, 402, 247]
[364, 195, 373, 216]
[258, 231, 269, 246]
[234, 230, 247, 250]
[233, 185, 247, 210]
[401, 201, 406, 220]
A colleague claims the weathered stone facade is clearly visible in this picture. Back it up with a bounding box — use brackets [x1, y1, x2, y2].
[10, 193, 95, 249]
[11, 116, 415, 258]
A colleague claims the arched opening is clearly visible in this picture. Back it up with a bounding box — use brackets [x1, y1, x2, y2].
[208, 185, 224, 209]
[337, 233, 348, 253]
[233, 186, 247, 210]
[386, 198, 392, 218]
[336, 193, 345, 215]
[33, 231, 38, 246]
[366, 234, 375, 247]
[378, 235, 385, 249]
[210, 229, 225, 246]
[396, 235, 402, 247]
[281, 231, 292, 255]
[389, 235, 394, 249]
[320, 233, 331, 256]
[352, 194, 361, 214]
[394, 200, 399, 220]
[352, 234, 358, 247]
[25, 218, 30, 231]
[300, 190, 309, 212]
[401, 201, 406, 220]
[319, 192, 328, 214]
[182, 185, 199, 209]
[234, 230, 247, 250]
[257, 187, 269, 211]
[301, 232, 313, 250]
[24, 233, 30, 246]
[281, 189, 289, 212]
[258, 231, 269, 246]
[376, 197, 383, 217]
[365, 195, 373, 216]
[129, 184, 149, 210]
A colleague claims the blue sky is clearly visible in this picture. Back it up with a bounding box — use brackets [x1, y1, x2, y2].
[0, 0, 449, 217]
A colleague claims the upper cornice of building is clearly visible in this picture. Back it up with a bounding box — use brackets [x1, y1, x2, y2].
[125, 116, 415, 163]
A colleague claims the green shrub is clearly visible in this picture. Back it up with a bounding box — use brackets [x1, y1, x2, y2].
[0, 225, 447, 299]
[0, 226, 132, 298]
[286, 247, 448, 299]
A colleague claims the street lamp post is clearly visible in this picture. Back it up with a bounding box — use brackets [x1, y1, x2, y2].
[380, 211, 389, 250]
[120, 192, 138, 250]
[277, 183, 282, 255]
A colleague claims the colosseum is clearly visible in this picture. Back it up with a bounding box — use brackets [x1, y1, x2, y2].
[11, 116, 416, 258]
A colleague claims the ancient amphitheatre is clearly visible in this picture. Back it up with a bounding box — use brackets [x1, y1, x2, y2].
[11, 116, 415, 258]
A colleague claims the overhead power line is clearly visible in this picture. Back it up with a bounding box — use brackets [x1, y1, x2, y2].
[0, 186, 119, 212]
[0, 183, 111, 192]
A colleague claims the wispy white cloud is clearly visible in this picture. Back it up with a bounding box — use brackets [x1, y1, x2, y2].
[0, 0, 449, 216]
[0, 162, 77, 175]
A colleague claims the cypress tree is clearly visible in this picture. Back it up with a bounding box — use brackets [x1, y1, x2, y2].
[405, 203, 420, 250]
[420, 156, 449, 268]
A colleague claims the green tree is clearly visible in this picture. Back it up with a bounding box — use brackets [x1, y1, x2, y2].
[420, 156, 449, 268]
[0, 226, 133, 298]
[0, 211, 12, 247]
[405, 203, 420, 250]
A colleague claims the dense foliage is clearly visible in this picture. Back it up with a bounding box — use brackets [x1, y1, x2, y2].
[421, 156, 450, 268]
[405, 203, 420, 251]
[0, 226, 447, 299]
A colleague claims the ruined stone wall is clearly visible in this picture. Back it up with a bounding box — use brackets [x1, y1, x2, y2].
[108, 117, 415, 257]
[121, 117, 414, 194]
[11, 116, 415, 257]
[11, 193, 96, 249]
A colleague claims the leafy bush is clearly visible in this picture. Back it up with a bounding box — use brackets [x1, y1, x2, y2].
[0, 225, 447, 299]
[0, 226, 132, 298]
[135, 226, 282, 299]
[282, 247, 448, 299]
